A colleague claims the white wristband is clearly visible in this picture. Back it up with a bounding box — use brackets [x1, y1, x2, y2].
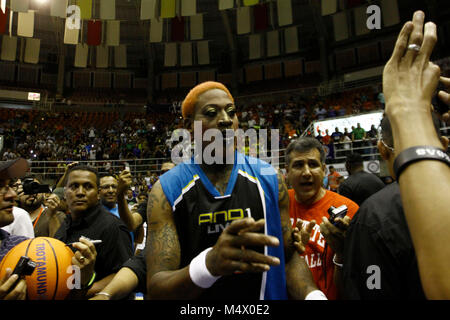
[189, 247, 221, 289]
[305, 290, 328, 300]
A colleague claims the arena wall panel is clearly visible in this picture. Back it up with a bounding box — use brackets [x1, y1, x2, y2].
[141, 0, 158, 20]
[93, 71, 111, 88]
[179, 72, 196, 87]
[161, 72, 178, 89]
[284, 59, 303, 77]
[264, 62, 282, 80]
[245, 65, 263, 83]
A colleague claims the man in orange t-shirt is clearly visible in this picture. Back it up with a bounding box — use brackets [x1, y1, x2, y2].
[327, 166, 342, 192]
[286, 138, 359, 299]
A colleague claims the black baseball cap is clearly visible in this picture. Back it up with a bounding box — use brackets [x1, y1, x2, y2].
[0, 158, 30, 180]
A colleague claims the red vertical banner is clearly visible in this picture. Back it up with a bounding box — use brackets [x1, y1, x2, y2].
[347, 0, 362, 8]
[253, 3, 268, 32]
[87, 20, 102, 46]
[171, 16, 185, 42]
[0, 7, 8, 34]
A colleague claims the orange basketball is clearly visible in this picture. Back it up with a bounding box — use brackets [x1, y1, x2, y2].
[0, 237, 74, 300]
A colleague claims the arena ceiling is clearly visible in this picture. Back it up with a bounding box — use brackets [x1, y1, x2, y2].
[4, 0, 450, 85]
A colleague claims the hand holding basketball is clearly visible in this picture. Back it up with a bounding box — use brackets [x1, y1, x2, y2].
[0, 268, 27, 300]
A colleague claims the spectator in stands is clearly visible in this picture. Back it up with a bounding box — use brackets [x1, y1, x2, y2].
[352, 123, 366, 142]
[331, 127, 343, 144]
[16, 176, 65, 237]
[322, 129, 331, 145]
[338, 153, 385, 206]
[327, 166, 341, 192]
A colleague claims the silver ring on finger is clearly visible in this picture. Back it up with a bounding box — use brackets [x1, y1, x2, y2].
[79, 255, 86, 263]
[407, 44, 421, 52]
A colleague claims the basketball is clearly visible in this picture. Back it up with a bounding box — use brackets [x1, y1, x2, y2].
[0, 237, 74, 300]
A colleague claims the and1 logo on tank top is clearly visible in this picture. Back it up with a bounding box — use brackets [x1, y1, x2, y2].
[172, 171, 266, 300]
[159, 152, 288, 300]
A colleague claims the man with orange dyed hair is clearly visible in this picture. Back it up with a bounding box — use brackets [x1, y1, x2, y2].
[145, 82, 323, 300]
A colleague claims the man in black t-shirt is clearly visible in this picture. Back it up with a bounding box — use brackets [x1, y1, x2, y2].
[338, 153, 385, 206]
[54, 165, 133, 297]
[340, 115, 448, 299]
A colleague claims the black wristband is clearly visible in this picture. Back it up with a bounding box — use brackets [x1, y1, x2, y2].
[394, 146, 450, 179]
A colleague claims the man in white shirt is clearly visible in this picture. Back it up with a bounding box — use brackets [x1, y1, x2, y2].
[1, 206, 34, 238]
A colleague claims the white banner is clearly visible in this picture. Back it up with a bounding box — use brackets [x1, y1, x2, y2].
[248, 34, 261, 60]
[190, 14, 203, 40]
[1, 36, 17, 61]
[141, 0, 158, 20]
[74, 43, 89, 68]
[267, 30, 279, 57]
[106, 20, 120, 46]
[18, 11, 34, 38]
[180, 42, 193, 66]
[64, 20, 79, 44]
[114, 45, 127, 68]
[277, 0, 292, 26]
[219, 0, 234, 10]
[164, 42, 177, 67]
[381, 0, 400, 27]
[11, 0, 29, 12]
[284, 26, 298, 53]
[149, 18, 163, 43]
[354, 6, 369, 36]
[333, 11, 348, 41]
[100, 0, 116, 20]
[24, 38, 40, 64]
[321, 0, 337, 16]
[237, 6, 251, 35]
[96, 45, 109, 68]
[182, 0, 196, 16]
[197, 40, 209, 65]
[51, 0, 68, 18]
[326, 161, 381, 178]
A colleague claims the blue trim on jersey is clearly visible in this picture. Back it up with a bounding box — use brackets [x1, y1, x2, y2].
[159, 152, 288, 300]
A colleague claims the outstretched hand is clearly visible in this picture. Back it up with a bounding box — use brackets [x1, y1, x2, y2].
[292, 219, 316, 254]
[206, 218, 281, 276]
[383, 11, 441, 119]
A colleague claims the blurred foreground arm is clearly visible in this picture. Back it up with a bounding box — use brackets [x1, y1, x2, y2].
[383, 11, 450, 299]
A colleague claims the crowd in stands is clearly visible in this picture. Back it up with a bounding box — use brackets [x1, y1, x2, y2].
[0, 85, 386, 185]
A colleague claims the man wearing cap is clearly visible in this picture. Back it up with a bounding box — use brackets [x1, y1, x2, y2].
[0, 159, 99, 300]
[0, 159, 30, 299]
[338, 153, 385, 206]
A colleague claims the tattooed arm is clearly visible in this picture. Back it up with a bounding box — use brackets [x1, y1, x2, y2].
[277, 170, 294, 260]
[146, 180, 282, 299]
[145, 180, 205, 299]
[277, 170, 320, 299]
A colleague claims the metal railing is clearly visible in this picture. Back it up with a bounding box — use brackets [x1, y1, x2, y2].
[26, 126, 450, 183]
